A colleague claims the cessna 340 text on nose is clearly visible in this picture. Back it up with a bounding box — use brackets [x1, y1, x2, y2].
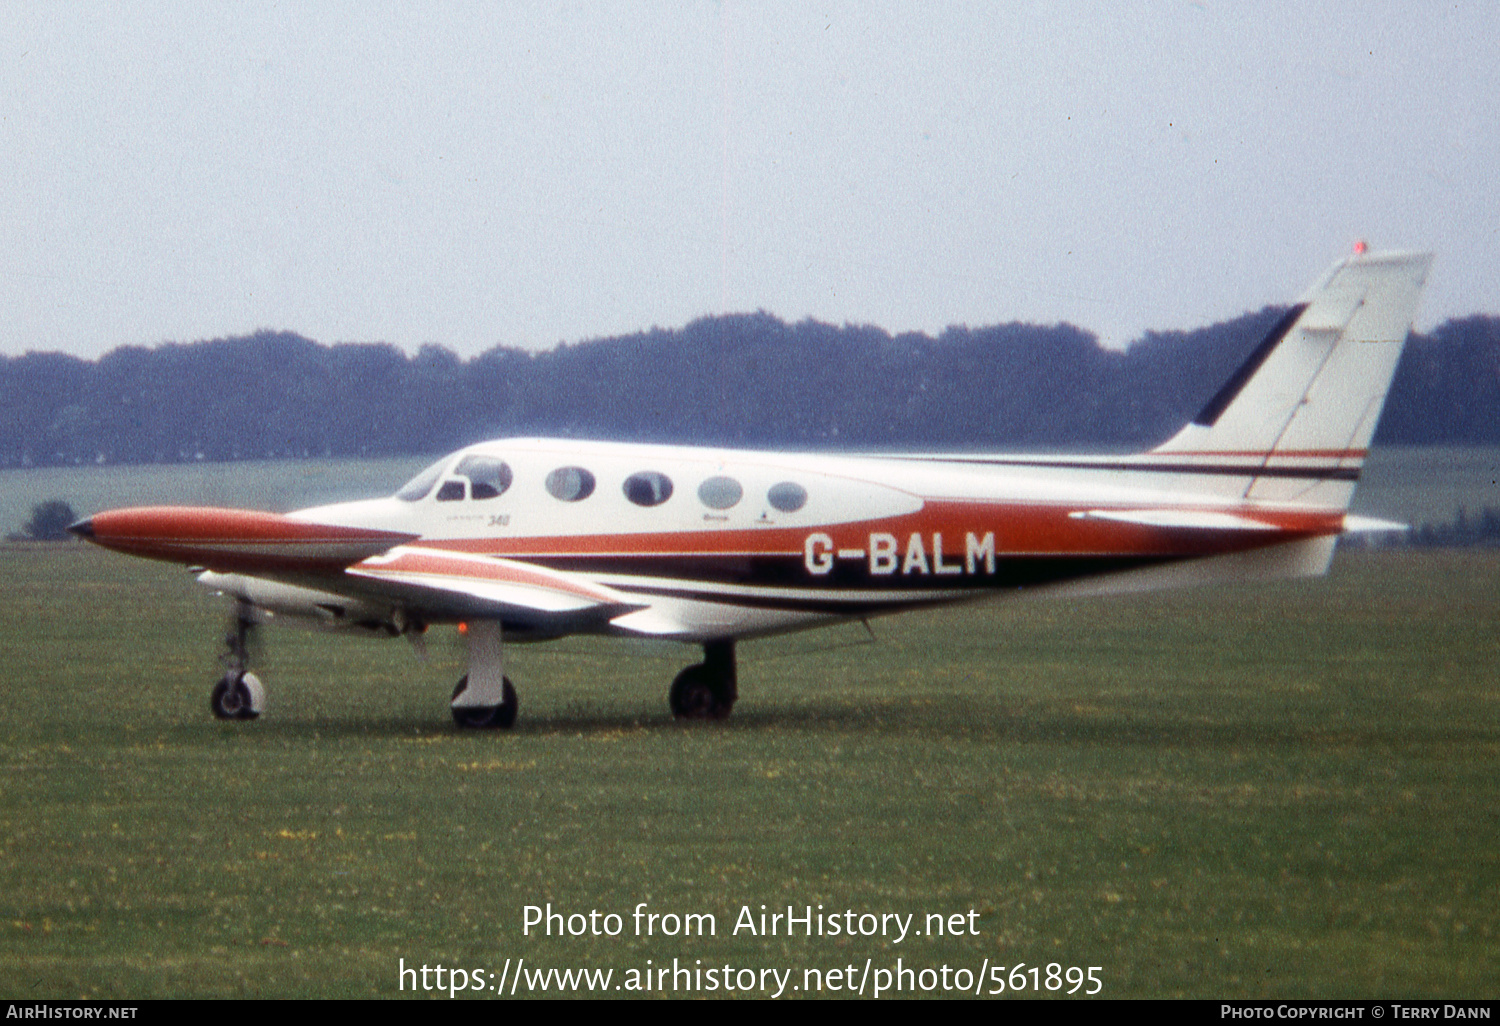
[72, 247, 1432, 728]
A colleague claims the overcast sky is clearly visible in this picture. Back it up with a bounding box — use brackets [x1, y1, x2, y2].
[2, 2, 1495, 359]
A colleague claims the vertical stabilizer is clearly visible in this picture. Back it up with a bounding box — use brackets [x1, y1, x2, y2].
[1151, 249, 1432, 507]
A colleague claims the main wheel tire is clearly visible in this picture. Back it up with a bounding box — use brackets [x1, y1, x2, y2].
[451, 675, 519, 729]
[669, 663, 731, 720]
[210, 672, 261, 721]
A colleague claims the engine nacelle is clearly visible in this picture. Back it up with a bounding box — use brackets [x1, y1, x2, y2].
[197, 571, 416, 638]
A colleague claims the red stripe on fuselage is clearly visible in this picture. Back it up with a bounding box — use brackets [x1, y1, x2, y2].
[421, 500, 1343, 560]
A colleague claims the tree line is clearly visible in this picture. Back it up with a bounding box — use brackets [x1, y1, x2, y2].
[1, 310, 1496, 467]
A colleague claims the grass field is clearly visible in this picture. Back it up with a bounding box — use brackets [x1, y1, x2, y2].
[0, 541, 1496, 998]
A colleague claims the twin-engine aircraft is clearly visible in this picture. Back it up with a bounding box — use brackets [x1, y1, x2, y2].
[73, 248, 1432, 728]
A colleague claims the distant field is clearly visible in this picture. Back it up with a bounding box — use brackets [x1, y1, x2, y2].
[0, 456, 428, 536]
[1349, 446, 1500, 525]
[1, 446, 1497, 538]
[0, 544, 1495, 998]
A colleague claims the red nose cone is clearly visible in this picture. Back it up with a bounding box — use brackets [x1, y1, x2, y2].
[80, 506, 416, 573]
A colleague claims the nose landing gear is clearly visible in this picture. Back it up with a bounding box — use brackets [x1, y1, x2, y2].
[211, 603, 265, 720]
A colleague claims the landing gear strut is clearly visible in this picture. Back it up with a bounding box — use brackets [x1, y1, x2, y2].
[670, 640, 737, 720]
[451, 620, 519, 729]
[211, 602, 264, 720]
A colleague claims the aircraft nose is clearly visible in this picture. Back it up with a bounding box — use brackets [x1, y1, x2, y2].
[67, 517, 95, 539]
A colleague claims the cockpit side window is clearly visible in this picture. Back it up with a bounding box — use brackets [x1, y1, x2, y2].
[395, 457, 448, 502]
[456, 455, 513, 500]
[436, 480, 466, 502]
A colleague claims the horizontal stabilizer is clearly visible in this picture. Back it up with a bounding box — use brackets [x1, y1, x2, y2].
[347, 546, 644, 628]
[1341, 514, 1408, 534]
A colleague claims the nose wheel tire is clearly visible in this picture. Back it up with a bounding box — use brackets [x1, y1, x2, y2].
[210, 672, 264, 720]
[451, 675, 519, 729]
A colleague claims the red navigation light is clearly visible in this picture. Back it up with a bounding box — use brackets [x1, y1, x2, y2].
[1353, 240, 1368, 255]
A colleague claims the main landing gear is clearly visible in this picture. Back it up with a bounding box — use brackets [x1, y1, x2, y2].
[211, 602, 265, 720]
[451, 620, 519, 729]
[669, 640, 737, 721]
[449, 629, 738, 728]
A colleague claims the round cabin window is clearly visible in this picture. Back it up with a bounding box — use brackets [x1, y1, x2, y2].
[697, 476, 743, 510]
[545, 466, 596, 502]
[623, 471, 674, 507]
[767, 481, 807, 513]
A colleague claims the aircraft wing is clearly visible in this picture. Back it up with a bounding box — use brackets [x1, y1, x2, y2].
[344, 545, 646, 632]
